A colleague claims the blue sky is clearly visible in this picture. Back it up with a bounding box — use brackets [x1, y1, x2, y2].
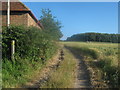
[23, 2, 118, 40]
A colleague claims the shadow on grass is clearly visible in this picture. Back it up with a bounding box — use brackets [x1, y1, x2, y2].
[64, 45, 119, 88]
[64, 45, 99, 59]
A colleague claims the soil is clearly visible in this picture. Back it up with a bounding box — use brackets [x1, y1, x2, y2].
[22, 47, 92, 88]
[65, 47, 92, 88]
[22, 49, 64, 88]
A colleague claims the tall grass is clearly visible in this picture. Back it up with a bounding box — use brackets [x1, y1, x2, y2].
[62, 41, 118, 87]
[2, 55, 42, 87]
[2, 26, 58, 88]
[41, 48, 77, 88]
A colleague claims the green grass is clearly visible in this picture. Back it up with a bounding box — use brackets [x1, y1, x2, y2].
[41, 48, 77, 88]
[62, 41, 118, 66]
[2, 50, 59, 88]
[61, 41, 118, 87]
[2, 57, 42, 88]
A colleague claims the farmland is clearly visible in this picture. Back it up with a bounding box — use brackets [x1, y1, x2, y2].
[61, 41, 118, 87]
[38, 41, 119, 88]
[1, 2, 119, 88]
[62, 41, 118, 66]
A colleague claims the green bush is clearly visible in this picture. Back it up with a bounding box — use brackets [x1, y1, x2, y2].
[2, 55, 42, 87]
[2, 25, 27, 59]
[2, 25, 58, 87]
[2, 25, 57, 61]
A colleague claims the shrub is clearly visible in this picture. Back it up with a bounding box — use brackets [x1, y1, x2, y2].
[2, 25, 57, 61]
[2, 25, 27, 59]
[2, 25, 58, 87]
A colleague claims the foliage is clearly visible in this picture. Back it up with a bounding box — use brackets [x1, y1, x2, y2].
[2, 25, 58, 87]
[40, 9, 63, 40]
[2, 25, 57, 61]
[66, 32, 120, 43]
[2, 55, 43, 87]
[2, 26, 27, 59]
[97, 58, 118, 87]
[2, 8, 63, 87]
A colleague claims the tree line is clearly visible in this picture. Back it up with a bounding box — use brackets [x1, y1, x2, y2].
[66, 32, 120, 43]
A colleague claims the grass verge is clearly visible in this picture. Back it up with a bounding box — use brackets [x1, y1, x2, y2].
[62, 41, 118, 88]
[41, 48, 77, 88]
[2, 49, 59, 88]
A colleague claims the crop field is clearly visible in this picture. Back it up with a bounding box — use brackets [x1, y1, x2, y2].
[61, 41, 119, 87]
[62, 42, 118, 66]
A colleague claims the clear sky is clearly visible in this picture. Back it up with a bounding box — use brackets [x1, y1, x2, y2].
[23, 2, 118, 40]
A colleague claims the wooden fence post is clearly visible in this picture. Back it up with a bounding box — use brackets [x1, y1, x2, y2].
[11, 40, 15, 60]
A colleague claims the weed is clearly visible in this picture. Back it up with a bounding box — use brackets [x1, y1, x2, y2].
[62, 41, 118, 87]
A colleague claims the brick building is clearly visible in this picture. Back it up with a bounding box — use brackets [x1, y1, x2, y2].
[0, 1, 43, 29]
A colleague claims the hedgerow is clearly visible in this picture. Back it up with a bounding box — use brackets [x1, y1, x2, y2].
[2, 25, 57, 61]
[2, 25, 58, 87]
[2, 8, 63, 87]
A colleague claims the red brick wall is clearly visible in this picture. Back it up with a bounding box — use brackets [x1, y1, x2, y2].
[27, 13, 41, 29]
[2, 11, 41, 29]
[2, 11, 28, 26]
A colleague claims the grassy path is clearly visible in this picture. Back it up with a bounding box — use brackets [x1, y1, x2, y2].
[22, 50, 62, 88]
[65, 47, 91, 88]
[23, 45, 92, 88]
[62, 42, 118, 88]
[41, 47, 77, 88]
[41, 46, 91, 88]
[23, 47, 77, 88]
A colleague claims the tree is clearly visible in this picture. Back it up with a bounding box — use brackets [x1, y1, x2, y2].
[40, 9, 63, 40]
[66, 32, 119, 43]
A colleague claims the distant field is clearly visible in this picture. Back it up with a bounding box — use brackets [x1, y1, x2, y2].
[61, 41, 118, 87]
[62, 41, 118, 66]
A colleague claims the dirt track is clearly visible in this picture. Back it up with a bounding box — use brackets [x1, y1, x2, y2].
[23, 47, 92, 88]
[22, 50, 64, 88]
[65, 47, 92, 88]
[74, 55, 92, 88]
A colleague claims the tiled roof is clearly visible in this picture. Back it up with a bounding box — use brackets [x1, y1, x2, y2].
[1, 2, 44, 29]
[1, 2, 30, 11]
